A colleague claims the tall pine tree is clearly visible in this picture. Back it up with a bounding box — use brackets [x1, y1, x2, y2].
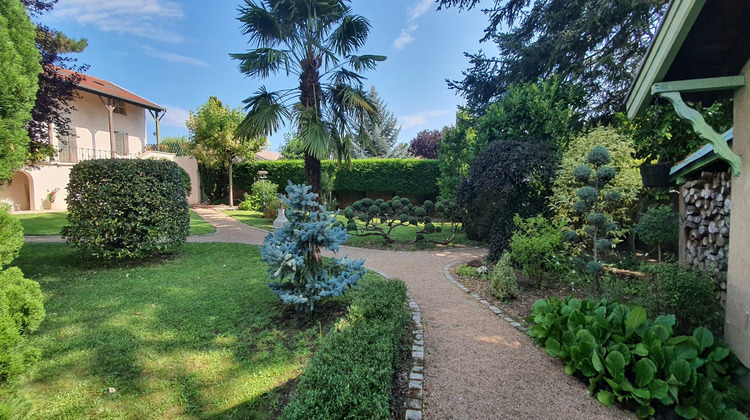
[351, 86, 405, 158]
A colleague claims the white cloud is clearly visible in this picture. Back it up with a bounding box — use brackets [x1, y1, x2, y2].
[393, 24, 418, 50]
[408, 0, 434, 21]
[49, 0, 184, 43]
[161, 105, 190, 128]
[142, 46, 209, 67]
[399, 110, 451, 129]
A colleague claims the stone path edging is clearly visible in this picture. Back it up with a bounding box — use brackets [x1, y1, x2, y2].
[443, 261, 527, 333]
[368, 268, 424, 420]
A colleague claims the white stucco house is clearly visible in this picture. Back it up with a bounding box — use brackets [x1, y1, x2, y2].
[1, 69, 200, 209]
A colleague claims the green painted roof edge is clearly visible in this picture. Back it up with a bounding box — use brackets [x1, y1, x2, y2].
[669, 128, 733, 183]
[625, 0, 706, 119]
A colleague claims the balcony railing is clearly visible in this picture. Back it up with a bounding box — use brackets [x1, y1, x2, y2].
[56, 147, 140, 163]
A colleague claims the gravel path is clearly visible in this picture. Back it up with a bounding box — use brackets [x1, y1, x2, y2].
[28, 208, 633, 419]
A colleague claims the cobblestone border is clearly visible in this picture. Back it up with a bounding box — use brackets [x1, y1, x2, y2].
[443, 261, 527, 333]
[368, 268, 424, 420]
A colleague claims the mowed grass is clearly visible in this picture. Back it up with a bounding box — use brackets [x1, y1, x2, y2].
[225, 210, 480, 250]
[224, 210, 274, 231]
[15, 210, 216, 236]
[11, 242, 355, 419]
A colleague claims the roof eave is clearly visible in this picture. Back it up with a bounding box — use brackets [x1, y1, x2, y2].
[625, 0, 706, 119]
[76, 85, 166, 113]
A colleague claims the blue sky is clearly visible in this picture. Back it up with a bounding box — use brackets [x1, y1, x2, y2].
[35, 0, 489, 152]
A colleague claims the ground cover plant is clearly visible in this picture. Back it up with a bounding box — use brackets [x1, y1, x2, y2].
[16, 210, 215, 237]
[7, 242, 404, 419]
[62, 159, 189, 260]
[527, 296, 749, 419]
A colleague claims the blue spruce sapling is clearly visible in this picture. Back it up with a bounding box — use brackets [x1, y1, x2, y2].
[260, 183, 365, 312]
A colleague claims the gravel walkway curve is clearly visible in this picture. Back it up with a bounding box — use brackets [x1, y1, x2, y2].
[28, 207, 633, 419]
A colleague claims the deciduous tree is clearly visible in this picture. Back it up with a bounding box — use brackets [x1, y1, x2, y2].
[408, 129, 444, 159]
[187, 96, 265, 204]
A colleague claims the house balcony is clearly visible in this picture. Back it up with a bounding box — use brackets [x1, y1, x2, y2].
[55, 147, 140, 163]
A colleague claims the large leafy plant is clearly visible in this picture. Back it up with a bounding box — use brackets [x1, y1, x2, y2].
[260, 183, 365, 313]
[528, 296, 749, 419]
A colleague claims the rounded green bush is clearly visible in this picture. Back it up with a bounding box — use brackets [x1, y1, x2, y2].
[585, 260, 602, 275]
[61, 159, 189, 260]
[573, 164, 592, 183]
[424, 222, 435, 234]
[344, 206, 355, 219]
[415, 233, 425, 241]
[0, 267, 44, 336]
[391, 199, 402, 209]
[577, 186, 598, 202]
[587, 145, 611, 166]
[572, 200, 589, 214]
[368, 205, 380, 215]
[605, 190, 623, 202]
[491, 252, 519, 300]
[346, 221, 358, 231]
[415, 207, 427, 217]
[595, 238, 612, 254]
[596, 166, 616, 184]
[352, 200, 363, 211]
[423, 200, 434, 212]
[586, 213, 607, 229]
[398, 213, 409, 223]
[564, 230, 580, 243]
[408, 217, 418, 226]
[0, 206, 23, 269]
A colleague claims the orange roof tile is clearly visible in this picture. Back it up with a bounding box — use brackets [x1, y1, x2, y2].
[55, 67, 166, 112]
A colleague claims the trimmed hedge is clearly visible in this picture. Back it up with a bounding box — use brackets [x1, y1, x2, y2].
[281, 276, 411, 420]
[61, 159, 190, 259]
[200, 159, 439, 201]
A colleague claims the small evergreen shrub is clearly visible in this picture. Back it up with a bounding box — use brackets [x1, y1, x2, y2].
[241, 179, 279, 212]
[509, 215, 567, 284]
[261, 183, 365, 312]
[61, 159, 190, 259]
[490, 252, 519, 300]
[456, 264, 482, 277]
[0, 267, 44, 384]
[281, 277, 410, 419]
[0, 204, 23, 267]
[634, 205, 679, 262]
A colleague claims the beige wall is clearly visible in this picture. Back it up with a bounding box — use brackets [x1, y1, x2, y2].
[726, 59, 750, 366]
[51, 91, 147, 158]
[0, 171, 34, 210]
[175, 156, 201, 205]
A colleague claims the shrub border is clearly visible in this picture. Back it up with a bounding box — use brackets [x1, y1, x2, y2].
[368, 268, 424, 420]
[443, 261, 527, 333]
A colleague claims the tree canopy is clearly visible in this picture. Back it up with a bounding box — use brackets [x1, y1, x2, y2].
[187, 96, 265, 203]
[408, 129, 444, 159]
[437, 0, 668, 119]
[232, 0, 385, 195]
[0, 0, 42, 181]
[351, 86, 406, 158]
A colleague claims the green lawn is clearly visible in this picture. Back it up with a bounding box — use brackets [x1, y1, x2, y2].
[10, 242, 368, 419]
[225, 210, 481, 250]
[16, 210, 216, 236]
[224, 210, 274, 231]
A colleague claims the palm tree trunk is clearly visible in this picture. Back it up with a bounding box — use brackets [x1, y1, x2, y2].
[300, 55, 323, 264]
[228, 159, 233, 207]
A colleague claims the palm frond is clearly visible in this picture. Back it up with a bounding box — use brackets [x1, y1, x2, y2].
[237, 87, 291, 138]
[295, 104, 331, 161]
[231, 48, 292, 78]
[327, 68, 365, 87]
[347, 54, 386, 72]
[237, 2, 287, 47]
[330, 14, 371, 56]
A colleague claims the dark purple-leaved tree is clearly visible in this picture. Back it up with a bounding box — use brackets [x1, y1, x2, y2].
[408, 129, 444, 159]
[22, 0, 89, 162]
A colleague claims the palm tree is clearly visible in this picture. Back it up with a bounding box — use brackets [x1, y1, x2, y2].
[231, 0, 384, 196]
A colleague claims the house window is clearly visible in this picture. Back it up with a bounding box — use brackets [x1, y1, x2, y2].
[113, 100, 127, 116]
[114, 131, 129, 156]
[57, 130, 77, 162]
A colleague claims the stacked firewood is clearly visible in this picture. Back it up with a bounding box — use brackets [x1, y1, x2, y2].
[683, 170, 731, 279]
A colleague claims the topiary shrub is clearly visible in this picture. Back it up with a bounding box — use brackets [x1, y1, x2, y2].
[0, 204, 23, 268]
[260, 183, 365, 313]
[634, 205, 679, 262]
[490, 252, 519, 300]
[243, 179, 279, 212]
[456, 140, 558, 261]
[61, 159, 190, 260]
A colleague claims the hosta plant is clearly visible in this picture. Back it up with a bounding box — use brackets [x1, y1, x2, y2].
[260, 183, 365, 313]
[527, 296, 749, 419]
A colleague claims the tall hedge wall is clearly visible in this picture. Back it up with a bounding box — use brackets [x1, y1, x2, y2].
[200, 159, 439, 201]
